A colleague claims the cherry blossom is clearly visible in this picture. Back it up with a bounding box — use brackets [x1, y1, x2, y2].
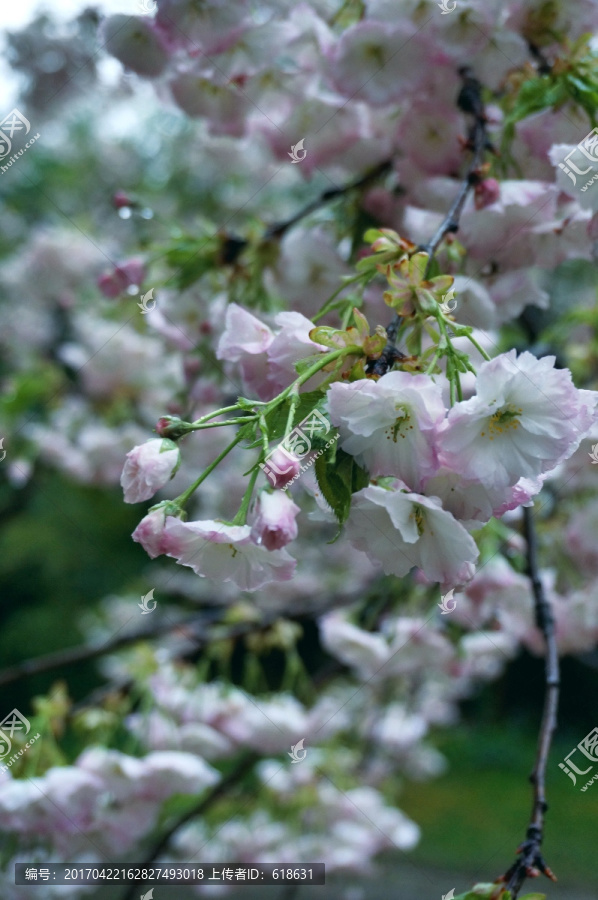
[327, 372, 445, 491]
[162, 517, 296, 590]
[345, 484, 479, 588]
[121, 438, 181, 503]
[438, 351, 598, 490]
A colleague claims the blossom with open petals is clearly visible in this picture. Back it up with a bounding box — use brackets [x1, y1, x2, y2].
[438, 351, 598, 490]
[346, 484, 478, 588]
[327, 372, 445, 491]
[162, 518, 296, 591]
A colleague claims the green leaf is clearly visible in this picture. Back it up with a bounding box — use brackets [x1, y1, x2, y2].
[265, 392, 328, 444]
[314, 446, 369, 526]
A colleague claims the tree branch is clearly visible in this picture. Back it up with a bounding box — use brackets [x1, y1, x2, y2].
[120, 751, 260, 900]
[498, 505, 559, 897]
[373, 66, 490, 366]
[265, 159, 393, 240]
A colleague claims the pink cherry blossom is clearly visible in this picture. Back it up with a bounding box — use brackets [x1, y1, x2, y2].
[266, 311, 328, 393]
[121, 438, 181, 503]
[327, 372, 446, 491]
[250, 490, 300, 550]
[102, 16, 170, 78]
[97, 259, 146, 299]
[216, 302, 275, 400]
[132, 507, 172, 558]
[474, 177, 501, 210]
[438, 351, 598, 490]
[346, 484, 479, 588]
[162, 518, 296, 591]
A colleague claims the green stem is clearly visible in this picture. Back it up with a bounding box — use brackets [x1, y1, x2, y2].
[174, 432, 244, 507]
[312, 273, 369, 322]
[232, 467, 260, 525]
[191, 404, 243, 425]
[270, 347, 354, 408]
[465, 332, 492, 361]
[284, 388, 301, 437]
[188, 417, 257, 431]
[425, 350, 441, 375]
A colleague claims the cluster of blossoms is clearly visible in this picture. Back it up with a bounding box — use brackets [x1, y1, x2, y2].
[124, 289, 598, 594]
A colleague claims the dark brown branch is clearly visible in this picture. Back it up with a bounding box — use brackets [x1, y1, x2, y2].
[265, 159, 393, 239]
[0, 589, 367, 691]
[0, 610, 281, 689]
[374, 66, 490, 362]
[120, 751, 260, 900]
[498, 505, 559, 897]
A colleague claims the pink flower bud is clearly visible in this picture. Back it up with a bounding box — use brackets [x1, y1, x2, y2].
[97, 259, 146, 297]
[113, 191, 132, 209]
[121, 438, 180, 503]
[261, 447, 302, 489]
[474, 178, 500, 210]
[132, 508, 171, 558]
[251, 490, 300, 551]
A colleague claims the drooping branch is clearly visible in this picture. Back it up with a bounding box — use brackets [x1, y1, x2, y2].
[265, 159, 393, 239]
[0, 589, 367, 689]
[374, 66, 491, 366]
[498, 505, 559, 897]
[120, 751, 260, 900]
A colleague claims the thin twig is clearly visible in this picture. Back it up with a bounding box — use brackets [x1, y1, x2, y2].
[0, 611, 246, 687]
[120, 751, 260, 900]
[265, 159, 393, 239]
[499, 505, 559, 897]
[377, 66, 490, 360]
